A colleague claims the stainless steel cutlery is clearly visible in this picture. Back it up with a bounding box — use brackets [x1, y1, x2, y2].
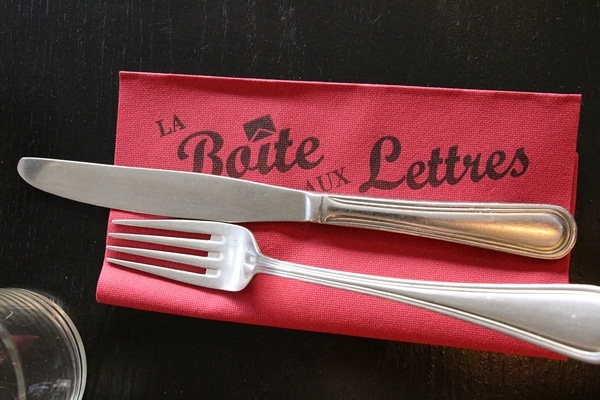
[106, 219, 600, 363]
[17, 157, 576, 258]
[20, 156, 599, 362]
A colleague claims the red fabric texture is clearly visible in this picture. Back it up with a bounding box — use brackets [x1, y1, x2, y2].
[97, 71, 581, 359]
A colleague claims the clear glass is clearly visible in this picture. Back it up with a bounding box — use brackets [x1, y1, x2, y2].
[0, 289, 86, 400]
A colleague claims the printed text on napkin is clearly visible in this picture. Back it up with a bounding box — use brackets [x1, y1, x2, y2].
[98, 72, 580, 359]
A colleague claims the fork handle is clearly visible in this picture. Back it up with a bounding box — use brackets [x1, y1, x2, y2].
[318, 195, 576, 259]
[259, 258, 600, 363]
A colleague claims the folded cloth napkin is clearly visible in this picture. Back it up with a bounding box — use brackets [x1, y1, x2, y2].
[98, 71, 580, 359]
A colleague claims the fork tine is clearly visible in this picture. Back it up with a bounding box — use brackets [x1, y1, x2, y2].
[109, 233, 223, 253]
[107, 257, 222, 289]
[107, 245, 223, 270]
[112, 219, 231, 236]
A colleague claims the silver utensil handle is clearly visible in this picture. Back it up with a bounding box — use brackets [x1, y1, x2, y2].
[319, 195, 577, 259]
[260, 258, 600, 363]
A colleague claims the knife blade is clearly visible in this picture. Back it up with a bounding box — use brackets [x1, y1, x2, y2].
[17, 157, 577, 259]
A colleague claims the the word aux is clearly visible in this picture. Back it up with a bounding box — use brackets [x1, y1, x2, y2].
[306, 167, 350, 192]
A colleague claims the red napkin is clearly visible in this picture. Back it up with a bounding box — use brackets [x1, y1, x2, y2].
[98, 71, 580, 359]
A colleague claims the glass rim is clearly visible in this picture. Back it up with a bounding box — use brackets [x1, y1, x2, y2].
[0, 322, 27, 399]
[0, 288, 87, 399]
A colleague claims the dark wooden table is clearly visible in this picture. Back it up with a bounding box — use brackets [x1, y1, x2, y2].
[2, 1, 600, 399]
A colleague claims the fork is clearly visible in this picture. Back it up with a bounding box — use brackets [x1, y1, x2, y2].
[106, 219, 600, 364]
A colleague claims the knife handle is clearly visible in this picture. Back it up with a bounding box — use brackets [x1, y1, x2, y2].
[319, 196, 577, 259]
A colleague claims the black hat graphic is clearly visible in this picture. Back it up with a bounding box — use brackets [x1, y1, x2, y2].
[243, 115, 277, 142]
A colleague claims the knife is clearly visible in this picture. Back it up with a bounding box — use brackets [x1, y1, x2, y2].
[17, 157, 576, 259]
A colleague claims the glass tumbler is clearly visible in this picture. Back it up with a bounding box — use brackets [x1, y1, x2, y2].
[0, 288, 86, 400]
